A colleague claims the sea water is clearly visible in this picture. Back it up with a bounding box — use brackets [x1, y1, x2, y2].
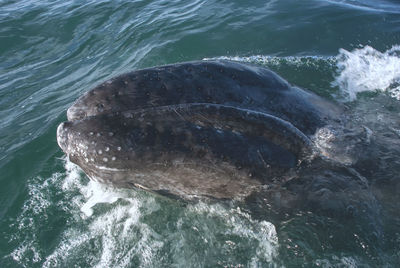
[1, 0, 400, 267]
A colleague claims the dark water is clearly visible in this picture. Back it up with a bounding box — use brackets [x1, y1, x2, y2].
[1, 0, 400, 267]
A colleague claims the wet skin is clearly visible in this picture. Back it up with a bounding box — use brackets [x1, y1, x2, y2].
[66, 60, 341, 135]
[57, 60, 342, 199]
[56, 61, 393, 256]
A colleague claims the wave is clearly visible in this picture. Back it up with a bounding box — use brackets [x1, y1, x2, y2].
[207, 45, 400, 102]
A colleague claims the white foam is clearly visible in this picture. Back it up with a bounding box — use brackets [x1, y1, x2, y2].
[42, 231, 91, 267]
[9, 172, 62, 266]
[61, 160, 142, 217]
[79, 181, 120, 217]
[44, 160, 163, 267]
[10, 241, 41, 264]
[333, 45, 400, 101]
[187, 203, 279, 264]
[10, 159, 280, 267]
[204, 55, 335, 68]
[207, 48, 400, 102]
[59, 169, 280, 266]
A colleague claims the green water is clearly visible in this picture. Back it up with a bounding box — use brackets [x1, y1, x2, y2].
[1, 0, 400, 267]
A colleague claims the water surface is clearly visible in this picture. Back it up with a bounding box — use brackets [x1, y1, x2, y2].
[1, 0, 400, 266]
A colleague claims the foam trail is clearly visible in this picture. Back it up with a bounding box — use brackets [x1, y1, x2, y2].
[333, 45, 400, 101]
[204, 55, 336, 68]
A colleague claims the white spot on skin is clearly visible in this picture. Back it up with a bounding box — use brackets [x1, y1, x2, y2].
[112, 156, 116, 161]
[117, 147, 121, 151]
[103, 157, 108, 162]
[105, 147, 110, 152]
[90, 158, 94, 162]
[97, 133, 101, 137]
[89, 132, 94, 136]
[108, 132, 114, 136]
[98, 150, 103, 154]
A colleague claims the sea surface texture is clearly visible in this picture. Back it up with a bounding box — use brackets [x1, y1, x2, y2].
[1, 0, 400, 267]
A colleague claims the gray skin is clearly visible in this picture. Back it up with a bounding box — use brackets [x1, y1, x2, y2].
[57, 104, 314, 199]
[58, 60, 342, 200]
[58, 60, 386, 249]
[66, 60, 341, 136]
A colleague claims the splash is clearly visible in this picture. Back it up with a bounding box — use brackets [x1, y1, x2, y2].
[208, 47, 400, 102]
[333, 45, 400, 101]
[43, 160, 162, 267]
[8, 159, 280, 267]
[62, 161, 128, 217]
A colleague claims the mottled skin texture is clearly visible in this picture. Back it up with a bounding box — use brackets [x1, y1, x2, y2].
[57, 60, 387, 247]
[58, 60, 341, 199]
[67, 60, 341, 136]
[58, 104, 314, 199]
